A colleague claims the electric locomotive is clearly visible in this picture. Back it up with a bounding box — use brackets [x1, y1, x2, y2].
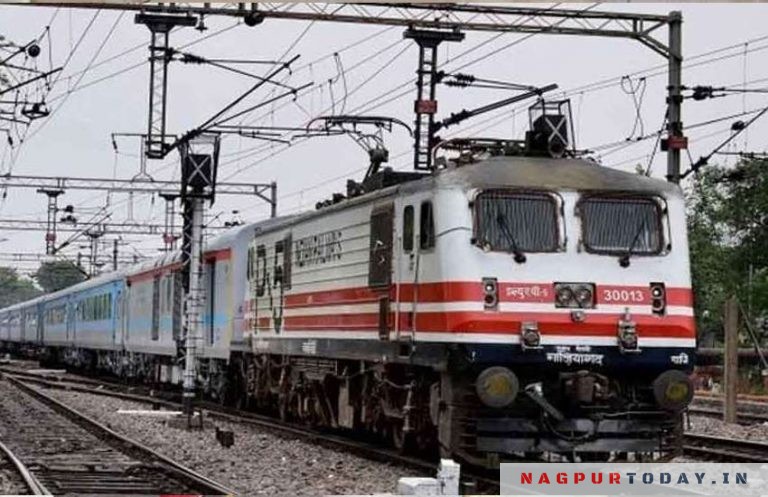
[236, 142, 695, 465]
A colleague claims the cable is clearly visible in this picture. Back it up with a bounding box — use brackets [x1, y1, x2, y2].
[218, 2, 575, 180]
[620, 75, 647, 139]
[682, 103, 768, 179]
[47, 20, 242, 103]
[13, 20, 402, 235]
[26, 11, 125, 142]
[642, 110, 668, 176]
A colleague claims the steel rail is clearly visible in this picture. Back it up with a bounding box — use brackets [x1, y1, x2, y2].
[0, 439, 50, 495]
[683, 433, 768, 462]
[3, 375, 236, 496]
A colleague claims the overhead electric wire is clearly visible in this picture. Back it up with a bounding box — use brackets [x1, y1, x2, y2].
[681, 102, 768, 179]
[12, 18, 403, 238]
[47, 20, 242, 103]
[218, 2, 576, 181]
[26, 11, 125, 142]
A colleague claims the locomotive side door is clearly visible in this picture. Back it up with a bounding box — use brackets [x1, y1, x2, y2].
[368, 204, 394, 340]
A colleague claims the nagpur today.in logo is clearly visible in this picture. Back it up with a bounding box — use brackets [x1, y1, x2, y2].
[500, 463, 764, 497]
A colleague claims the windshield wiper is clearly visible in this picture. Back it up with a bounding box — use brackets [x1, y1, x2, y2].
[618, 217, 647, 268]
[496, 213, 527, 264]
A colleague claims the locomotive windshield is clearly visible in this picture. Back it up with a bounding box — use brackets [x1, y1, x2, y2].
[581, 196, 662, 254]
[473, 191, 558, 252]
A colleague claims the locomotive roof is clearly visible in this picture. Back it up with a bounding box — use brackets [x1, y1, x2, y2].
[272, 156, 683, 227]
[428, 156, 682, 195]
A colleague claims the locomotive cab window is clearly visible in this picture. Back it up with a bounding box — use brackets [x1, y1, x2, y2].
[473, 191, 558, 252]
[580, 195, 663, 255]
[419, 201, 435, 250]
[403, 205, 414, 253]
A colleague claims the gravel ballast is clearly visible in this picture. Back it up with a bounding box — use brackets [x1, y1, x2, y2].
[41, 388, 418, 496]
[0, 454, 29, 496]
[687, 414, 768, 442]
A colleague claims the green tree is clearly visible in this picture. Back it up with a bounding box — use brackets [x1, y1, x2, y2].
[33, 261, 86, 293]
[0, 267, 42, 308]
[686, 158, 768, 344]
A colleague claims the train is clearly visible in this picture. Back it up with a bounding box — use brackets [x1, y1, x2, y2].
[0, 133, 696, 467]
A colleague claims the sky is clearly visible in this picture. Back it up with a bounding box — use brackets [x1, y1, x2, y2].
[0, 2, 767, 275]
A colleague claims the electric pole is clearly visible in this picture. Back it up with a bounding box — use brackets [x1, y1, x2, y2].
[178, 133, 220, 420]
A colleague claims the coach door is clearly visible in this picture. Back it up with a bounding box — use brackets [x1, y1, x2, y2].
[368, 204, 393, 340]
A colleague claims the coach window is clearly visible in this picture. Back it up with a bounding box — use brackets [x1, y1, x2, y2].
[403, 206, 414, 253]
[419, 201, 435, 250]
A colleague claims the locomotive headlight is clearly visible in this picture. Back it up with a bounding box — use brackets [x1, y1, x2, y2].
[555, 283, 595, 309]
[653, 370, 694, 411]
[556, 286, 574, 306]
[476, 366, 519, 408]
[574, 286, 594, 307]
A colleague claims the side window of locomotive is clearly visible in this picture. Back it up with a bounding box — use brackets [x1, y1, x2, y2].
[579, 196, 662, 254]
[273, 240, 284, 285]
[255, 245, 267, 297]
[473, 191, 558, 252]
[403, 205, 414, 253]
[419, 201, 435, 250]
[282, 234, 292, 290]
[246, 246, 254, 281]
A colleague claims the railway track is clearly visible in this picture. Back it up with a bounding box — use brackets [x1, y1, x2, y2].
[11, 365, 768, 471]
[0, 374, 234, 496]
[683, 433, 768, 462]
[0, 365, 500, 493]
[688, 405, 768, 424]
[0, 438, 47, 495]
